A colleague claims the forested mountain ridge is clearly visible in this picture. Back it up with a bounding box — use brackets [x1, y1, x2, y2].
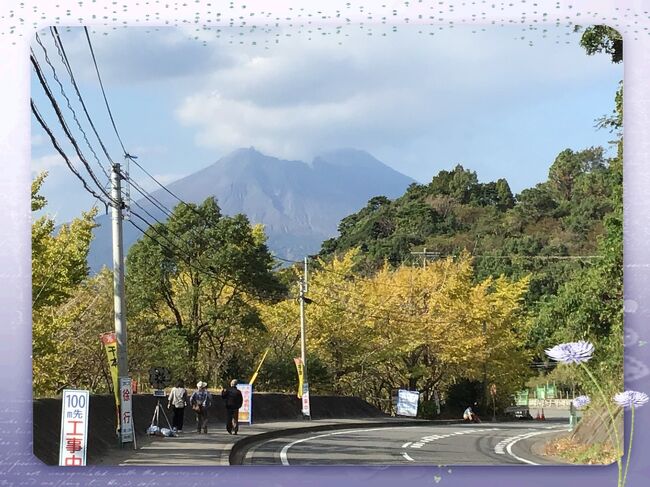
[319, 146, 618, 308]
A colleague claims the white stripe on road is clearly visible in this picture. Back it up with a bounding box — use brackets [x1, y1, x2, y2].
[402, 452, 415, 462]
[495, 428, 565, 465]
[402, 442, 412, 448]
[409, 428, 500, 448]
[279, 427, 409, 466]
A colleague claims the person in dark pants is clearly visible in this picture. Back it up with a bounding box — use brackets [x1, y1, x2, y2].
[221, 379, 243, 435]
[190, 381, 212, 433]
[167, 380, 188, 431]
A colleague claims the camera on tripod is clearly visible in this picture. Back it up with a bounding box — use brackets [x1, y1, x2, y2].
[148, 366, 171, 396]
[147, 366, 174, 435]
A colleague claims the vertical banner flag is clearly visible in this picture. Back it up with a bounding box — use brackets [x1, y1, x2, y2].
[301, 382, 311, 417]
[293, 357, 304, 398]
[236, 383, 253, 424]
[119, 377, 134, 443]
[396, 389, 420, 417]
[59, 389, 90, 466]
[100, 332, 120, 408]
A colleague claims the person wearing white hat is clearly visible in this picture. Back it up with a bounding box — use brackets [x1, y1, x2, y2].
[189, 381, 212, 433]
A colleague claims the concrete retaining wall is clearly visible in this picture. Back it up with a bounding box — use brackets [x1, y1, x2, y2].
[570, 406, 623, 447]
[33, 392, 385, 465]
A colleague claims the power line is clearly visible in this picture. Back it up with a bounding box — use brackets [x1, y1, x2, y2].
[31, 100, 109, 206]
[34, 33, 178, 226]
[309, 296, 452, 328]
[470, 255, 601, 260]
[84, 26, 129, 156]
[126, 154, 187, 207]
[50, 26, 116, 170]
[129, 198, 168, 229]
[125, 215, 281, 302]
[34, 33, 110, 183]
[126, 175, 174, 218]
[31, 52, 116, 206]
[71, 29, 212, 225]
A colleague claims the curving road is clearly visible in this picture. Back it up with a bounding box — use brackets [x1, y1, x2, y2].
[242, 422, 568, 466]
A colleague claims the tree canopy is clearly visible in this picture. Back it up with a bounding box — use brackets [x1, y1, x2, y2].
[125, 197, 286, 382]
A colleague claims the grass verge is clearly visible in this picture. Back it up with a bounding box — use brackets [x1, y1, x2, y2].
[545, 436, 618, 465]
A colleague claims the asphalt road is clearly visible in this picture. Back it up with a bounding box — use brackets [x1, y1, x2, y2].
[243, 421, 569, 466]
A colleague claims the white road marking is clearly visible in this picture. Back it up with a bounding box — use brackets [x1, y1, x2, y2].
[279, 427, 414, 466]
[277, 424, 520, 465]
[410, 427, 501, 448]
[402, 452, 415, 462]
[495, 428, 565, 464]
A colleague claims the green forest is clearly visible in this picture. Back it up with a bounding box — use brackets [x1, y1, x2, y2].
[32, 27, 623, 418]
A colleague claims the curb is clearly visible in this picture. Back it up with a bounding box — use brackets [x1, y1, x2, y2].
[229, 419, 462, 465]
[529, 430, 573, 465]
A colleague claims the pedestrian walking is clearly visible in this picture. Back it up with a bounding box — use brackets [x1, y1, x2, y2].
[167, 380, 188, 432]
[190, 381, 212, 433]
[221, 379, 244, 435]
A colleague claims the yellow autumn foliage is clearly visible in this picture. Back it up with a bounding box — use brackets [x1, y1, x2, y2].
[257, 249, 531, 406]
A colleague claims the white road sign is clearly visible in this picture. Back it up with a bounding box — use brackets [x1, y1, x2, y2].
[59, 389, 90, 466]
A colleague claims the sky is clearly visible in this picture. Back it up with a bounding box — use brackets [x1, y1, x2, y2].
[30, 24, 623, 223]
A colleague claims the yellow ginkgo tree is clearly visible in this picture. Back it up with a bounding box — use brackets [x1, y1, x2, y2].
[260, 249, 532, 410]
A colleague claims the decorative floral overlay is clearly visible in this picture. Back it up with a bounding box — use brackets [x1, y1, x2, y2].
[546, 341, 648, 487]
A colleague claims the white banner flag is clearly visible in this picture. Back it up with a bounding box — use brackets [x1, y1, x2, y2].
[59, 390, 90, 466]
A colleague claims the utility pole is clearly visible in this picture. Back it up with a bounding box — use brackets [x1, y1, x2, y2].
[298, 256, 311, 419]
[111, 163, 129, 380]
[482, 321, 488, 412]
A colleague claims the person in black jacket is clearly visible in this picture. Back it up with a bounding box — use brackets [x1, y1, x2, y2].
[221, 379, 244, 434]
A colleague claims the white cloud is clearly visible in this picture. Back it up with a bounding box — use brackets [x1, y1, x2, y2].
[41, 27, 235, 86]
[32, 153, 65, 173]
[174, 25, 620, 162]
[31, 134, 47, 147]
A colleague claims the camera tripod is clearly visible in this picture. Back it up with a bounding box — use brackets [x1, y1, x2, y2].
[150, 399, 173, 432]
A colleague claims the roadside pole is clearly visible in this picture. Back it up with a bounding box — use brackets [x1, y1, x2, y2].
[299, 257, 311, 419]
[111, 163, 128, 379]
[111, 163, 129, 442]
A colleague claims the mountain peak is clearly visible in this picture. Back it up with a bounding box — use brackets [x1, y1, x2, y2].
[313, 148, 388, 169]
[87, 147, 414, 272]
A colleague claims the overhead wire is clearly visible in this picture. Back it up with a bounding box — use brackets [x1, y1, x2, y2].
[126, 176, 175, 218]
[31, 100, 109, 206]
[34, 28, 287, 308]
[126, 154, 187, 207]
[49, 26, 116, 169]
[51, 28, 184, 223]
[83, 26, 129, 156]
[83, 28, 208, 219]
[34, 32, 111, 185]
[31, 51, 116, 206]
[125, 214, 282, 302]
